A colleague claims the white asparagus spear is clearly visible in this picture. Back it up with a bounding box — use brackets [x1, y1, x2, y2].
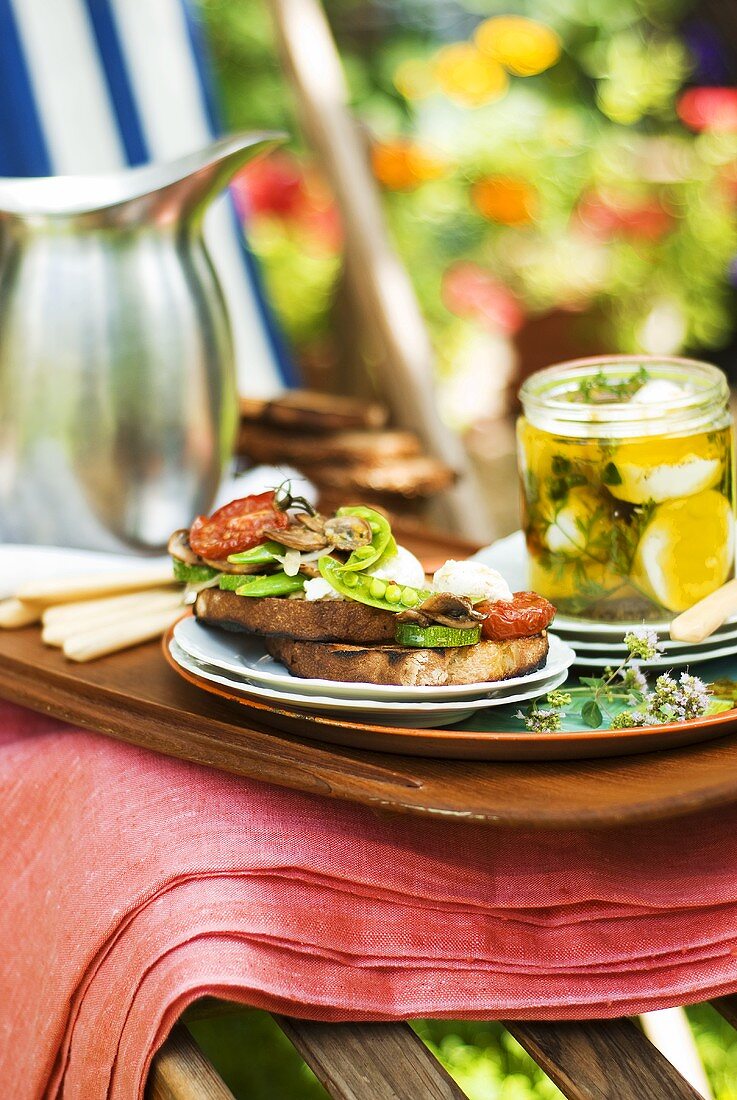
[17, 562, 175, 606]
[42, 586, 181, 629]
[669, 578, 737, 643]
[0, 598, 42, 628]
[62, 605, 185, 663]
[43, 590, 184, 647]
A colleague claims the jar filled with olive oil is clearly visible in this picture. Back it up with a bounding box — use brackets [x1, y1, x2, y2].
[517, 356, 735, 621]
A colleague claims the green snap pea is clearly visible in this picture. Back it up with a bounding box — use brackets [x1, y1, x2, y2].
[227, 541, 287, 565]
[373, 535, 398, 570]
[318, 556, 430, 613]
[234, 572, 305, 598]
[337, 506, 392, 572]
[369, 577, 386, 599]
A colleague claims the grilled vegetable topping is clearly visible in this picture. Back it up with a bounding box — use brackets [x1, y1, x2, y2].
[337, 506, 392, 571]
[234, 572, 306, 598]
[477, 592, 555, 641]
[261, 525, 327, 551]
[168, 529, 205, 566]
[296, 512, 328, 534]
[219, 574, 247, 591]
[190, 492, 289, 559]
[227, 541, 287, 565]
[398, 592, 487, 630]
[273, 481, 317, 516]
[394, 623, 482, 648]
[318, 555, 430, 611]
[323, 514, 373, 551]
[172, 559, 218, 584]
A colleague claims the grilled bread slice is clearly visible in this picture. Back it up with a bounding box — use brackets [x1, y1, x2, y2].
[265, 632, 549, 687]
[194, 587, 398, 644]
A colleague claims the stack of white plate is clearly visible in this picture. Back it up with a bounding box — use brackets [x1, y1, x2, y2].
[472, 531, 737, 670]
[170, 617, 576, 728]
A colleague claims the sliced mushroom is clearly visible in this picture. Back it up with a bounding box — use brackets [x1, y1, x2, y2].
[201, 557, 264, 575]
[262, 525, 328, 551]
[296, 512, 327, 534]
[297, 561, 322, 579]
[412, 592, 488, 630]
[395, 608, 431, 626]
[168, 529, 205, 566]
[323, 514, 373, 551]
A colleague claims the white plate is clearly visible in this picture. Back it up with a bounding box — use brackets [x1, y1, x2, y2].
[573, 637, 737, 670]
[568, 627, 737, 654]
[472, 530, 737, 641]
[173, 617, 575, 702]
[168, 639, 570, 728]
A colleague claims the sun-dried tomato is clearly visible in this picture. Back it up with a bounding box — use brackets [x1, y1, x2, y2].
[189, 492, 289, 559]
[476, 591, 556, 641]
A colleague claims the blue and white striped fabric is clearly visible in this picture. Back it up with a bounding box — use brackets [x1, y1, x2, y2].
[0, 0, 295, 397]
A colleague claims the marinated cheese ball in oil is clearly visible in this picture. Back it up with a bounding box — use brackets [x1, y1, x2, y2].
[541, 485, 612, 558]
[605, 437, 723, 506]
[631, 490, 734, 613]
[517, 358, 735, 621]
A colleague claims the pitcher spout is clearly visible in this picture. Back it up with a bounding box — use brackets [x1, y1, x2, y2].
[143, 132, 287, 227]
[0, 131, 286, 223]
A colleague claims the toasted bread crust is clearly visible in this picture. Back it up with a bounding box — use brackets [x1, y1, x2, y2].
[265, 632, 549, 687]
[194, 587, 398, 644]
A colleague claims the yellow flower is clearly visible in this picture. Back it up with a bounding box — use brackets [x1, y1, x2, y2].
[394, 58, 434, 101]
[434, 43, 508, 108]
[471, 176, 537, 225]
[371, 140, 445, 191]
[475, 16, 561, 77]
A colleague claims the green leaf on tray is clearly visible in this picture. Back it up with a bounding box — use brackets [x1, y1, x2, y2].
[581, 699, 603, 728]
[707, 698, 734, 715]
[709, 679, 737, 704]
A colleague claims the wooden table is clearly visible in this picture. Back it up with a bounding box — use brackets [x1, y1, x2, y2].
[3, 525, 735, 1098]
[4, 623, 737, 831]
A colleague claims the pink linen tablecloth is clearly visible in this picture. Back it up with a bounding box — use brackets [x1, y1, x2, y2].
[4, 700, 737, 1099]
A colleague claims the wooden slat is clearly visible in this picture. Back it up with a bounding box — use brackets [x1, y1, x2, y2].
[146, 1024, 235, 1100]
[711, 994, 737, 1029]
[505, 1019, 703, 1100]
[275, 1017, 469, 1100]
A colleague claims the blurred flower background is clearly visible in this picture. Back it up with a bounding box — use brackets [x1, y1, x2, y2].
[202, 0, 737, 433]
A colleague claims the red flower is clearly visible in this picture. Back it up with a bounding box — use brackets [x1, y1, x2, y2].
[678, 87, 737, 132]
[232, 153, 305, 218]
[442, 262, 524, 334]
[577, 191, 671, 241]
[232, 153, 343, 256]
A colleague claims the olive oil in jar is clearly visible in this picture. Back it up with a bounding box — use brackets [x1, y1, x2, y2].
[517, 358, 735, 621]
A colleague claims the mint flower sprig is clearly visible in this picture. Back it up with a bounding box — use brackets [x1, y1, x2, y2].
[576, 627, 661, 729]
[516, 689, 572, 733]
[517, 627, 714, 733]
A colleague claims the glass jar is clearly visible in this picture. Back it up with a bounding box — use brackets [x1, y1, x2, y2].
[517, 355, 735, 621]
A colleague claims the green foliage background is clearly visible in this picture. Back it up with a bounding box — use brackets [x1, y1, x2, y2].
[189, 1005, 737, 1098]
[196, 0, 737, 377]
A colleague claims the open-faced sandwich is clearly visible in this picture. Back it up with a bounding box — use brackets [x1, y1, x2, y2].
[169, 486, 556, 687]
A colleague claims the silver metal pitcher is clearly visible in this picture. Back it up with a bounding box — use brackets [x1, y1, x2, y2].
[0, 132, 282, 552]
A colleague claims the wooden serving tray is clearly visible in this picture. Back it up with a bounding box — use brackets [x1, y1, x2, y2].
[3, 621, 737, 830]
